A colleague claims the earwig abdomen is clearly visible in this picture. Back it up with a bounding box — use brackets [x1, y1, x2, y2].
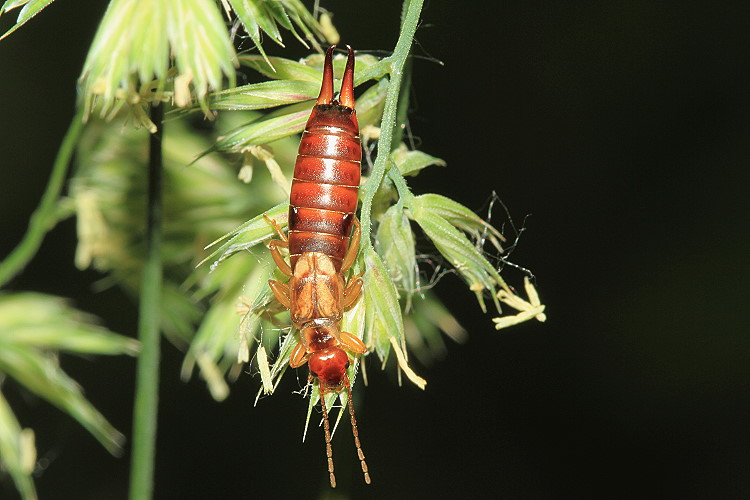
[288, 75, 361, 271]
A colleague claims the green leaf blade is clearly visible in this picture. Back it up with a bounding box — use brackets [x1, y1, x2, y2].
[0, 0, 55, 40]
[363, 247, 404, 361]
[0, 345, 125, 455]
[211, 80, 319, 111]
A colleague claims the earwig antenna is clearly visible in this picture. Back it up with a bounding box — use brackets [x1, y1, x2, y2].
[339, 45, 356, 109]
[319, 390, 337, 488]
[346, 376, 371, 484]
[317, 45, 336, 105]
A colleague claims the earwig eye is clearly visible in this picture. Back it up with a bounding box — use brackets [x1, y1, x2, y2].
[345, 360, 350, 369]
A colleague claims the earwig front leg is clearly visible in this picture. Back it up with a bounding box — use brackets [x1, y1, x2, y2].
[268, 280, 292, 310]
[339, 331, 367, 355]
[342, 277, 363, 310]
[340, 217, 361, 274]
[289, 341, 310, 368]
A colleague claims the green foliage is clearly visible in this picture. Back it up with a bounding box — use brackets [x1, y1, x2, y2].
[392, 144, 447, 176]
[227, 0, 326, 62]
[73, 0, 328, 126]
[0, 0, 57, 40]
[0, 0, 545, 497]
[78, 0, 237, 121]
[0, 293, 138, 500]
[376, 204, 417, 294]
[363, 247, 406, 362]
[411, 194, 505, 312]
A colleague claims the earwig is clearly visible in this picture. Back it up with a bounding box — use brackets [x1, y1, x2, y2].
[266, 45, 370, 488]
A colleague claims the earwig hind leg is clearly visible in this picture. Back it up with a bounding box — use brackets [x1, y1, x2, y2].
[268, 280, 292, 310]
[341, 277, 363, 310]
[263, 214, 288, 241]
[340, 331, 367, 355]
[289, 341, 310, 368]
[264, 214, 293, 276]
[340, 217, 361, 274]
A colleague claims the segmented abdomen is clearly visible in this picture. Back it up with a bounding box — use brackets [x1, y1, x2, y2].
[288, 104, 361, 271]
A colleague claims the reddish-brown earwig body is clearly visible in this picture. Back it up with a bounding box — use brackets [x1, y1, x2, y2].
[265, 46, 370, 488]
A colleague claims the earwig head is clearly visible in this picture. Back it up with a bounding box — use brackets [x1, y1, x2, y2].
[313, 351, 371, 488]
[309, 347, 350, 388]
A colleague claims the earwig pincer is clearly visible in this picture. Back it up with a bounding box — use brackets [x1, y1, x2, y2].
[265, 45, 370, 488]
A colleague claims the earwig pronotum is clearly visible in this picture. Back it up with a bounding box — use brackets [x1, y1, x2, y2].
[265, 45, 370, 488]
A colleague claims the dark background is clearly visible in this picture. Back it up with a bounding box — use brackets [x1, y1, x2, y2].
[2, 1, 750, 498]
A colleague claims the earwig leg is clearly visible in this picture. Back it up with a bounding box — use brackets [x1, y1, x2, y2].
[268, 280, 292, 310]
[342, 277, 363, 310]
[340, 217, 361, 274]
[268, 239, 293, 277]
[263, 214, 288, 242]
[264, 214, 293, 276]
[289, 341, 310, 368]
[339, 331, 367, 355]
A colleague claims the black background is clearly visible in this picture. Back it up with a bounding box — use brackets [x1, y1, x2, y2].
[2, 1, 750, 498]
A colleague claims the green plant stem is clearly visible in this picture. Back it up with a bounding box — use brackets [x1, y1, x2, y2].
[0, 108, 84, 288]
[388, 162, 413, 203]
[391, 43, 412, 148]
[129, 103, 164, 500]
[388, 0, 416, 206]
[359, 0, 423, 247]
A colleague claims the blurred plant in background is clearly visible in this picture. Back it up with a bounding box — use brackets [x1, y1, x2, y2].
[0, 294, 138, 500]
[0, 0, 544, 498]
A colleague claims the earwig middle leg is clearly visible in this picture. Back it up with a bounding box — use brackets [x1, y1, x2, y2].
[340, 217, 361, 274]
[269, 239, 293, 277]
[268, 280, 292, 310]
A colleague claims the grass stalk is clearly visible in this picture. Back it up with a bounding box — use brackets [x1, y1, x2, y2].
[0, 108, 85, 288]
[128, 103, 164, 500]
